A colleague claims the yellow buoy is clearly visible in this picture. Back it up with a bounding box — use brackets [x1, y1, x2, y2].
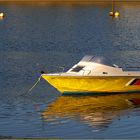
[0, 12, 4, 19]
[109, 11, 120, 18]
[114, 11, 120, 17]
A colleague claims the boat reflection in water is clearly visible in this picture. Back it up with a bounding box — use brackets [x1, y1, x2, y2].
[42, 93, 140, 130]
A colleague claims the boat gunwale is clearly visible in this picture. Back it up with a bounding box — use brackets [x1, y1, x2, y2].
[41, 74, 140, 78]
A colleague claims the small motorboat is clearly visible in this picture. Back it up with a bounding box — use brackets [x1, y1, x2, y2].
[41, 55, 140, 95]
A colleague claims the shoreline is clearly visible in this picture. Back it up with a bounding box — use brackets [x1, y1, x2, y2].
[0, 1, 140, 6]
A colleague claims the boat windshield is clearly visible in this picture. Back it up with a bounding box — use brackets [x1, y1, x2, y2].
[80, 55, 117, 67]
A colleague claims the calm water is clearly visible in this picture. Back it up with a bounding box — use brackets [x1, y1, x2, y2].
[0, 4, 140, 138]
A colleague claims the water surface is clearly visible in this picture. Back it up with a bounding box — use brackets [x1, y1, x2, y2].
[0, 4, 140, 138]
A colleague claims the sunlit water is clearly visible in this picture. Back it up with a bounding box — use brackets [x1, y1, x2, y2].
[0, 4, 140, 138]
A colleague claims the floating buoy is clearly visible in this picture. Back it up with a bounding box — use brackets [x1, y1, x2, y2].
[109, 0, 120, 18]
[109, 11, 120, 18]
[114, 11, 120, 17]
[0, 12, 4, 19]
[109, 11, 114, 16]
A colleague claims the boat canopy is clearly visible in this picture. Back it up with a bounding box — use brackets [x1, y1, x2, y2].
[80, 55, 118, 68]
[67, 55, 123, 76]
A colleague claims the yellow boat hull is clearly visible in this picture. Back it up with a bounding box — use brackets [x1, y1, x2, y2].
[42, 75, 140, 95]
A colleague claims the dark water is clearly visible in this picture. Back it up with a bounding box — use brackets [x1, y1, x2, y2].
[0, 4, 140, 138]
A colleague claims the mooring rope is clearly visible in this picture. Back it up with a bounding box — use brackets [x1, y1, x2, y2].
[28, 75, 42, 93]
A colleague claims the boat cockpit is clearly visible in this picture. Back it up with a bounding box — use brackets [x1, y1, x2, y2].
[67, 55, 124, 76]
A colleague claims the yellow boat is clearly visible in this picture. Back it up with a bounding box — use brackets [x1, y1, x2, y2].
[42, 55, 140, 95]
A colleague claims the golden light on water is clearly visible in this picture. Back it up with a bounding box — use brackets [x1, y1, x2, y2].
[42, 93, 140, 129]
